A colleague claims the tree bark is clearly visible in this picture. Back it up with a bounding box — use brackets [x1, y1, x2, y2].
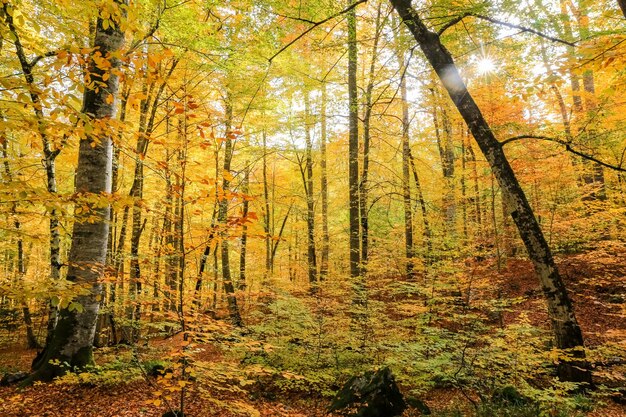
[618, 0, 626, 18]
[29, 0, 127, 381]
[559, 1, 605, 201]
[303, 94, 318, 289]
[400, 70, 415, 280]
[218, 96, 242, 327]
[3, 2, 63, 345]
[347, 1, 361, 286]
[262, 131, 273, 281]
[390, 0, 591, 385]
[239, 165, 249, 291]
[319, 84, 330, 281]
[1, 140, 40, 349]
[359, 3, 383, 275]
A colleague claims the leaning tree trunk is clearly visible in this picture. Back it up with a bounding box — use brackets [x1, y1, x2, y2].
[390, 0, 591, 385]
[29, 0, 127, 381]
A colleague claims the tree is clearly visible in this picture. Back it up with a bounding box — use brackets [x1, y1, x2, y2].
[29, 0, 128, 381]
[217, 94, 243, 327]
[389, 0, 592, 385]
[347, 0, 361, 286]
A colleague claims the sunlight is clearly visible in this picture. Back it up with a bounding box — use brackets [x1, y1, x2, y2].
[476, 57, 496, 75]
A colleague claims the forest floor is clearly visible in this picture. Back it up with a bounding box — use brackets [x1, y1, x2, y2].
[0, 241, 625, 417]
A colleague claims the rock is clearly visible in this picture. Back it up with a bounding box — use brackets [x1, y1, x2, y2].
[406, 396, 431, 415]
[0, 371, 29, 386]
[328, 367, 406, 417]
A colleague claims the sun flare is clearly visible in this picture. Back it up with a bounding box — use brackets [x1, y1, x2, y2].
[477, 57, 496, 75]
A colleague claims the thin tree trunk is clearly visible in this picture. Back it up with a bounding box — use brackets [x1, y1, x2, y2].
[319, 85, 330, 281]
[218, 96, 242, 326]
[1, 140, 40, 349]
[391, 0, 591, 384]
[176, 112, 187, 332]
[559, 1, 605, 201]
[239, 165, 249, 291]
[303, 94, 318, 289]
[359, 3, 383, 275]
[270, 203, 293, 268]
[400, 70, 415, 280]
[407, 148, 433, 259]
[262, 131, 272, 282]
[466, 141, 483, 232]
[347, 1, 361, 290]
[3, 2, 63, 346]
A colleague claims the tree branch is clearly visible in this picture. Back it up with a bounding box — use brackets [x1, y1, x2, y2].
[30, 50, 60, 68]
[501, 135, 626, 172]
[268, 0, 368, 63]
[437, 12, 576, 47]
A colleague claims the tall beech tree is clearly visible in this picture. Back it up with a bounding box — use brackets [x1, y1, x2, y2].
[29, 0, 128, 381]
[347, 1, 361, 285]
[3, 1, 64, 343]
[389, 0, 592, 384]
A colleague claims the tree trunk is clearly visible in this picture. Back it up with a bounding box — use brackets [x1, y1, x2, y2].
[303, 94, 318, 289]
[29, 0, 127, 381]
[1, 140, 40, 349]
[359, 3, 383, 275]
[400, 71, 415, 280]
[239, 165, 249, 291]
[407, 148, 433, 260]
[319, 84, 330, 281]
[218, 97, 242, 327]
[3, 2, 63, 346]
[262, 131, 272, 280]
[347, 1, 362, 290]
[618, 0, 626, 18]
[390, 0, 591, 385]
[559, 1, 605, 201]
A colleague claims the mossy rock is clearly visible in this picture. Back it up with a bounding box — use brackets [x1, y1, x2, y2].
[328, 367, 406, 417]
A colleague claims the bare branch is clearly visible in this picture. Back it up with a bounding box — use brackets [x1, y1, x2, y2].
[268, 0, 368, 63]
[501, 135, 626, 172]
[437, 12, 576, 47]
[30, 50, 60, 68]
